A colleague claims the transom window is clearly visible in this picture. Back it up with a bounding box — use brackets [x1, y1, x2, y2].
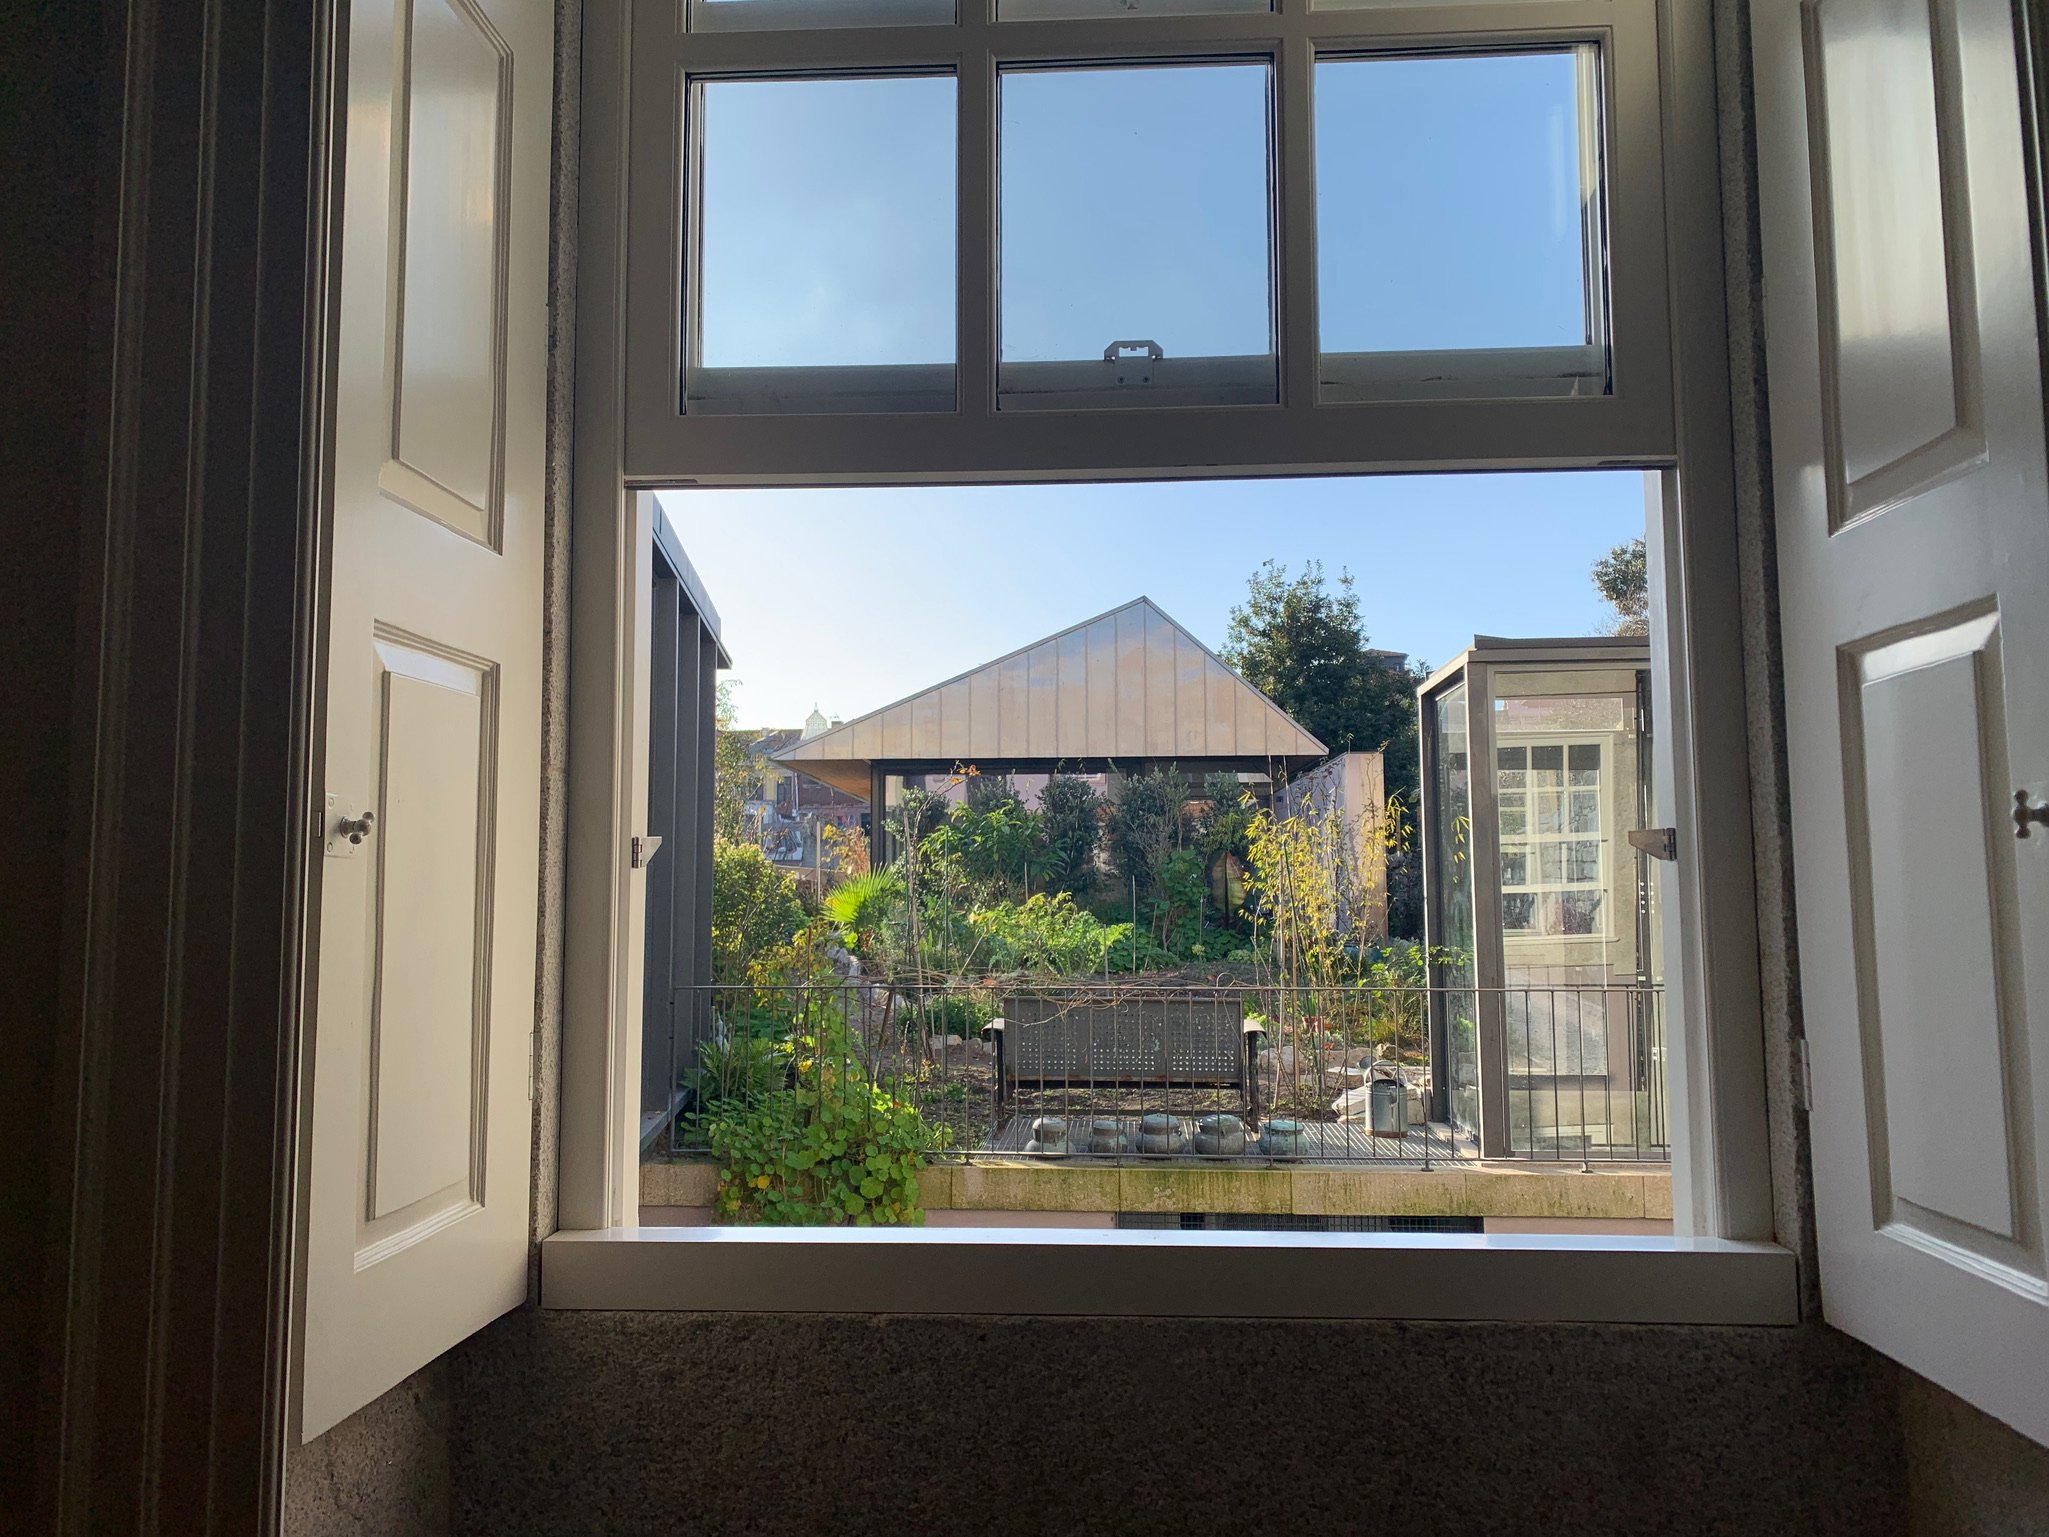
[621, 0, 1673, 483]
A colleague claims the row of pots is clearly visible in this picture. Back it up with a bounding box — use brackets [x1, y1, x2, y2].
[1022, 1113, 1315, 1159]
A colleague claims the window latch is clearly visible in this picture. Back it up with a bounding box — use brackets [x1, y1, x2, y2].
[1627, 827, 1677, 862]
[1101, 339, 1163, 387]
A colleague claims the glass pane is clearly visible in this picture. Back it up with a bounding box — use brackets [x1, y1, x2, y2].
[1500, 804, 1527, 836]
[1538, 844, 1566, 884]
[1427, 684, 1478, 1135]
[1002, 0, 1266, 16]
[690, 75, 956, 412]
[1561, 892, 1603, 935]
[1568, 789, 1601, 833]
[1501, 848, 1528, 886]
[1315, 49, 1606, 401]
[1530, 744, 1565, 779]
[1503, 892, 1536, 931]
[1535, 791, 1563, 833]
[1566, 840, 1602, 882]
[1568, 742, 1602, 775]
[691, 0, 952, 32]
[999, 62, 1275, 410]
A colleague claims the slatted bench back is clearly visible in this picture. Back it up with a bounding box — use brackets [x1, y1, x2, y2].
[999, 993, 1245, 1088]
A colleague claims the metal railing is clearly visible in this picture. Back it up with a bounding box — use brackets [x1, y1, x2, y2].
[647, 980, 1667, 1167]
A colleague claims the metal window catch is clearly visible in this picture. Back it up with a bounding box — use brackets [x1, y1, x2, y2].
[1102, 339, 1164, 362]
[2015, 790, 2049, 839]
[324, 793, 376, 858]
[631, 833, 664, 868]
[1626, 827, 1678, 862]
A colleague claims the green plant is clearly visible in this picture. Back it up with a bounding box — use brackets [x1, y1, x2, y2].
[712, 682, 761, 844]
[822, 869, 904, 958]
[710, 838, 808, 983]
[686, 1029, 788, 1116]
[911, 989, 996, 1038]
[1221, 559, 1425, 795]
[1036, 773, 1103, 895]
[705, 1018, 950, 1225]
[1104, 766, 1187, 901]
[965, 891, 1125, 974]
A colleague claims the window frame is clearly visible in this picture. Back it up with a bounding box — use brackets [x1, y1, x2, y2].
[619, 0, 1675, 483]
[558, 0, 1782, 1316]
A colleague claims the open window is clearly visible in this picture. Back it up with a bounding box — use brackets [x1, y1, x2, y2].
[544, 0, 1778, 1289]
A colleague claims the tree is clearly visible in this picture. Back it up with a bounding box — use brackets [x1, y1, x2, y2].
[1222, 560, 1424, 794]
[1103, 766, 1187, 902]
[709, 838, 807, 983]
[1034, 773, 1103, 897]
[712, 681, 760, 843]
[1593, 537, 1649, 636]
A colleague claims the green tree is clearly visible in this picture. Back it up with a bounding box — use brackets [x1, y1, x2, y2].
[1104, 766, 1188, 902]
[1593, 537, 1649, 636]
[1222, 560, 1424, 794]
[1036, 773, 1103, 897]
[710, 838, 807, 983]
[713, 681, 760, 843]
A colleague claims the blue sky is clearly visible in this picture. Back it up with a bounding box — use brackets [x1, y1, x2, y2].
[661, 472, 1650, 728]
[685, 50, 1618, 728]
[699, 51, 1591, 368]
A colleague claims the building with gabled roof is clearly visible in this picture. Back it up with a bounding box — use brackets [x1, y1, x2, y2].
[772, 596, 1327, 811]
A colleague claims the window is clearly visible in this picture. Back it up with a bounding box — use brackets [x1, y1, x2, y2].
[998, 61, 1277, 409]
[1498, 742, 1606, 936]
[563, 0, 1780, 1305]
[1314, 47, 1609, 399]
[687, 73, 958, 412]
[620, 0, 1677, 479]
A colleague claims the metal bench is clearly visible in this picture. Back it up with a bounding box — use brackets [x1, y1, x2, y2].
[983, 991, 1264, 1121]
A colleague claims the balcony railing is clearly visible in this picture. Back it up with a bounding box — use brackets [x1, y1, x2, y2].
[650, 980, 1667, 1168]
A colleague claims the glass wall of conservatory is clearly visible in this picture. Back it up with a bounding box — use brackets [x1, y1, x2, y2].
[1418, 637, 1667, 1162]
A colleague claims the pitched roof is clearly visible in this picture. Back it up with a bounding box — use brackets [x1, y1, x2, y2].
[774, 597, 1326, 797]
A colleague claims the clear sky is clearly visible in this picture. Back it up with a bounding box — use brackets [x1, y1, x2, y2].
[684, 48, 1621, 729]
[698, 51, 1593, 368]
[661, 472, 1650, 729]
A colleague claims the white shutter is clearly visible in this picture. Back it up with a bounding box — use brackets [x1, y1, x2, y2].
[297, 0, 552, 1442]
[1756, 0, 2049, 1443]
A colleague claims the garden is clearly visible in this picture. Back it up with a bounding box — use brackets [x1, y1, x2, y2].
[680, 760, 1468, 1224]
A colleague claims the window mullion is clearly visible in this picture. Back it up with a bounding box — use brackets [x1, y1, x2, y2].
[960, 34, 997, 419]
[1275, 32, 1316, 408]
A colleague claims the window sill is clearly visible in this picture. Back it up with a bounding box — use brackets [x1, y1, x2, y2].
[541, 1227, 1798, 1325]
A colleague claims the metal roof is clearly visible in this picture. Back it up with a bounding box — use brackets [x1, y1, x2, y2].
[774, 597, 1327, 798]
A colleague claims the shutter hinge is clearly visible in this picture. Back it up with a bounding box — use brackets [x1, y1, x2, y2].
[1792, 1036, 1812, 1113]
[1626, 827, 1678, 862]
[631, 833, 664, 869]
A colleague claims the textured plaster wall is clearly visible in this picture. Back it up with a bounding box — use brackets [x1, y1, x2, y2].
[1903, 1371, 2049, 1537]
[283, 1365, 449, 1537]
[449, 1310, 1906, 1537]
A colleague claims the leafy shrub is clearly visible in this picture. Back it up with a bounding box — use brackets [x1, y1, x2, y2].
[924, 798, 1044, 889]
[686, 1029, 787, 1117]
[711, 838, 808, 983]
[965, 892, 1125, 974]
[911, 990, 997, 1038]
[1104, 926, 1176, 973]
[1104, 766, 1188, 900]
[705, 1018, 950, 1225]
[1036, 774, 1104, 895]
